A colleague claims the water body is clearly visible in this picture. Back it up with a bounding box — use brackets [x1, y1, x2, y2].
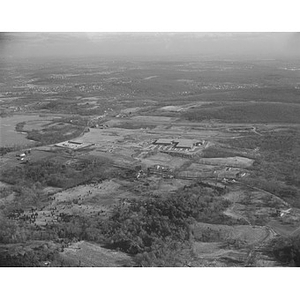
[0, 115, 42, 148]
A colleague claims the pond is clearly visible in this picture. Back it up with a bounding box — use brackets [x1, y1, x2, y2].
[0, 114, 49, 148]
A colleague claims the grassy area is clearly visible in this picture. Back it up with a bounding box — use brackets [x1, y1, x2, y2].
[201, 146, 244, 158]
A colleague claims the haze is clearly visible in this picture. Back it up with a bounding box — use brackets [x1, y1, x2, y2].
[1, 32, 300, 60]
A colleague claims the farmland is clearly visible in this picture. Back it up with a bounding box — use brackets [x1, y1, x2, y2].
[1, 57, 300, 266]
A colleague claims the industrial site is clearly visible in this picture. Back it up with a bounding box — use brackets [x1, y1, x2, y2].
[1, 33, 300, 267]
[2, 108, 300, 267]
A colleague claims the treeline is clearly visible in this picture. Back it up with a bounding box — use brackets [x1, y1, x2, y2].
[183, 103, 300, 124]
[38, 100, 108, 116]
[26, 126, 84, 145]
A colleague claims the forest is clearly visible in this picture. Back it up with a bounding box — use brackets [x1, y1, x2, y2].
[0, 182, 234, 266]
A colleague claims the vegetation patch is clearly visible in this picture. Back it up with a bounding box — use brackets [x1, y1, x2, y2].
[95, 183, 232, 264]
[1, 156, 112, 189]
[183, 103, 300, 123]
[269, 236, 300, 266]
[225, 129, 300, 207]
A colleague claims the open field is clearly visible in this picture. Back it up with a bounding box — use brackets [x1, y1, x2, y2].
[197, 156, 254, 168]
[140, 153, 189, 169]
[192, 222, 269, 245]
[49, 179, 134, 207]
[59, 241, 133, 267]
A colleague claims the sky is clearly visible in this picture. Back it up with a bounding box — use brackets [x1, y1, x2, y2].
[0, 32, 300, 60]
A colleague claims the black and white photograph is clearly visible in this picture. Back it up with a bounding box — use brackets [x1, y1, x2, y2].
[0, 1, 299, 297]
[0, 0, 300, 299]
[2, 31, 300, 267]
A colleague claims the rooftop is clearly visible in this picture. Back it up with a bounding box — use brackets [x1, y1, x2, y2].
[154, 138, 202, 148]
[154, 139, 174, 145]
[55, 140, 94, 150]
[174, 139, 198, 148]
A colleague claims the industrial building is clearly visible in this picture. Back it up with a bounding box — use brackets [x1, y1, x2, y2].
[154, 138, 202, 150]
[153, 139, 174, 145]
[55, 140, 94, 150]
[173, 139, 196, 149]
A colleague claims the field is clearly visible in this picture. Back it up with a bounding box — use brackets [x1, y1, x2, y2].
[197, 157, 254, 168]
[59, 241, 133, 267]
[140, 153, 189, 169]
[192, 222, 269, 245]
[49, 179, 134, 208]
